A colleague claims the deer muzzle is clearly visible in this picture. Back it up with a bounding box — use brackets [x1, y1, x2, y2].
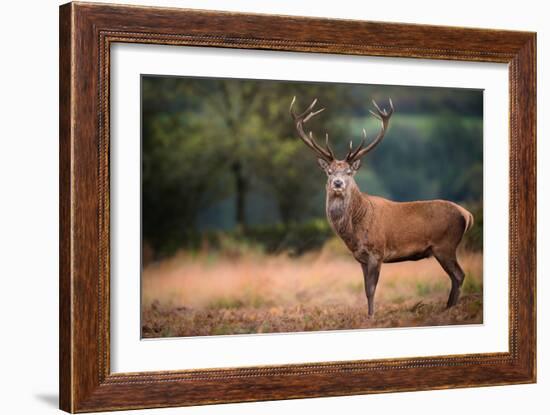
[331, 178, 345, 192]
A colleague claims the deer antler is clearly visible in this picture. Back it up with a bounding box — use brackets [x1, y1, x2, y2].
[290, 97, 335, 162]
[346, 98, 394, 162]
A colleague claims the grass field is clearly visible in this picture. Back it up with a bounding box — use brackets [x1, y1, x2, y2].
[141, 238, 483, 338]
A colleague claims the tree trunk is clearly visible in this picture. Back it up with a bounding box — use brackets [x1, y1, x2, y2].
[278, 199, 293, 226]
[232, 160, 247, 230]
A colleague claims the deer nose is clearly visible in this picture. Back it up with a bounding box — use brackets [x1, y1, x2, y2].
[333, 179, 344, 188]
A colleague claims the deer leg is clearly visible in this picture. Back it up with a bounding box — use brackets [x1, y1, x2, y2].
[361, 259, 382, 317]
[433, 252, 465, 308]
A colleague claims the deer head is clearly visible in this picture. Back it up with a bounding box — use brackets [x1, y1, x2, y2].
[290, 96, 394, 197]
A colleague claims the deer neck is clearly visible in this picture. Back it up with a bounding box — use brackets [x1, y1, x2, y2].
[326, 182, 369, 246]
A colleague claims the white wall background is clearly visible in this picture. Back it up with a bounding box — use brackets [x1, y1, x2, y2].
[0, 0, 546, 414]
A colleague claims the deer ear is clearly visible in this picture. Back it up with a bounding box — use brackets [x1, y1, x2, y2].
[317, 158, 330, 171]
[351, 159, 361, 171]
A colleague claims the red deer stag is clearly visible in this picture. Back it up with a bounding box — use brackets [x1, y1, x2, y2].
[290, 97, 474, 317]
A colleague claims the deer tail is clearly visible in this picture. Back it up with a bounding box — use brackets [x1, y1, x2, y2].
[457, 205, 474, 235]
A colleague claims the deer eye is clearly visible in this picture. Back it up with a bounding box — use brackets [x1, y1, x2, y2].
[328, 169, 333, 175]
[346, 169, 352, 175]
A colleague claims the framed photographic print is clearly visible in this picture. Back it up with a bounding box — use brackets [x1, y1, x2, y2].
[59, 2, 536, 412]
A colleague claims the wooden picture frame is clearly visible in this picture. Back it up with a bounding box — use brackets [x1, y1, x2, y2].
[59, 2, 536, 412]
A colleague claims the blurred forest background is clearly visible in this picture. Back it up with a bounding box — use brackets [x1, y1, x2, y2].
[141, 75, 484, 337]
[142, 76, 483, 259]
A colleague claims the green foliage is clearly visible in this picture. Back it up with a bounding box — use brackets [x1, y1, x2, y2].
[253, 137, 322, 223]
[243, 219, 333, 255]
[352, 114, 483, 202]
[195, 219, 333, 257]
[415, 281, 432, 296]
[462, 273, 483, 295]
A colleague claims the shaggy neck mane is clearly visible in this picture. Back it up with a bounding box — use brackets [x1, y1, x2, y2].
[326, 183, 369, 241]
